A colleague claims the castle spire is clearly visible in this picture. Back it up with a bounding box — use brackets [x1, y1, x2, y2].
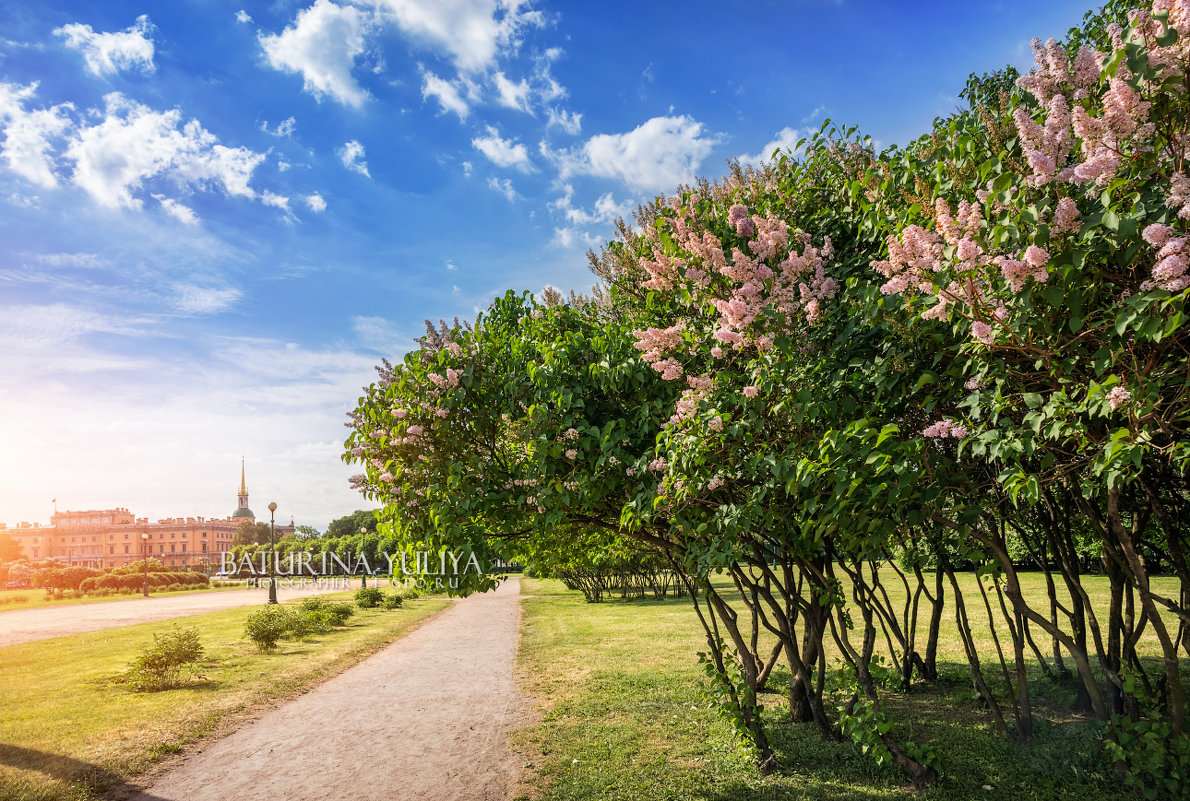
[240, 457, 247, 494]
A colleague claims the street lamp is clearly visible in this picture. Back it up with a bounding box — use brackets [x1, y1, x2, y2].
[140, 533, 150, 597]
[360, 526, 367, 588]
[267, 502, 278, 604]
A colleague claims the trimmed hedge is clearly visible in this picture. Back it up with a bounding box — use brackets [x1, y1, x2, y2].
[79, 571, 209, 593]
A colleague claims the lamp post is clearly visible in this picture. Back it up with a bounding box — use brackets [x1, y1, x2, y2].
[267, 502, 278, 604]
[140, 533, 150, 597]
[360, 526, 367, 588]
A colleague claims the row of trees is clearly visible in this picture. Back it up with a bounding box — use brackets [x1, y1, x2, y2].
[346, 0, 1188, 793]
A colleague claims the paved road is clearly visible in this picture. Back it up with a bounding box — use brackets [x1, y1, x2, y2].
[131, 578, 526, 801]
[0, 581, 355, 647]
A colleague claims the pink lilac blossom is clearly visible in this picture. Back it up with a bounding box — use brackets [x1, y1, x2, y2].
[707, 475, 725, 491]
[728, 204, 755, 237]
[1141, 231, 1190, 291]
[1106, 384, 1133, 410]
[565, 449, 578, 460]
[1167, 173, 1190, 220]
[964, 376, 985, 390]
[742, 385, 759, 398]
[922, 418, 969, 439]
[972, 321, 995, 345]
[1052, 197, 1081, 235]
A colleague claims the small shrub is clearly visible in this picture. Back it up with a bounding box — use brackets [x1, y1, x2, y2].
[298, 596, 329, 613]
[404, 589, 420, 600]
[244, 606, 291, 653]
[125, 627, 204, 691]
[326, 601, 356, 625]
[284, 608, 325, 640]
[382, 593, 404, 610]
[355, 587, 384, 609]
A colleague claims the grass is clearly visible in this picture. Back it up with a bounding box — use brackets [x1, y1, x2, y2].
[514, 573, 1182, 801]
[0, 584, 248, 613]
[0, 591, 450, 801]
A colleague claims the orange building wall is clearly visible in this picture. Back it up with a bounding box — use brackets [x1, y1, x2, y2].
[2, 509, 294, 570]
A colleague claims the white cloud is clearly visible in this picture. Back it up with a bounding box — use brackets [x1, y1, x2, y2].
[236, 10, 252, 24]
[546, 106, 581, 135]
[174, 284, 242, 314]
[366, 0, 543, 74]
[493, 71, 530, 112]
[259, 0, 371, 109]
[63, 93, 267, 209]
[54, 15, 155, 77]
[260, 190, 291, 214]
[445, 259, 457, 270]
[0, 303, 148, 350]
[487, 176, 517, 200]
[553, 187, 631, 226]
[553, 115, 719, 193]
[338, 139, 369, 176]
[801, 105, 826, 125]
[152, 194, 199, 225]
[551, 226, 600, 249]
[261, 116, 296, 138]
[461, 160, 472, 177]
[306, 192, 327, 211]
[0, 82, 73, 188]
[32, 252, 108, 268]
[472, 125, 531, 171]
[352, 315, 410, 353]
[421, 71, 469, 119]
[7, 193, 40, 207]
[736, 126, 803, 168]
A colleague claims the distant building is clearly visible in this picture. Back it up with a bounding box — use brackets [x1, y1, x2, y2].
[0, 460, 293, 569]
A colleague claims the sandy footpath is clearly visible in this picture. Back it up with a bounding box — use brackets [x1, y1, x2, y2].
[129, 577, 527, 801]
[0, 583, 351, 647]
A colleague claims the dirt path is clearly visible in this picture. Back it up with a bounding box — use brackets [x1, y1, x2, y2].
[130, 577, 527, 801]
[0, 583, 351, 647]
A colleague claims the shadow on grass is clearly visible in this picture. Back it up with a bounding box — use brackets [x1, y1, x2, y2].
[0, 742, 175, 801]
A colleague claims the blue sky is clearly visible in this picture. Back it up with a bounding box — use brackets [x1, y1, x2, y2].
[0, 0, 1094, 530]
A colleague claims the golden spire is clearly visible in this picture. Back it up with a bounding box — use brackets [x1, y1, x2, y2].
[240, 458, 247, 495]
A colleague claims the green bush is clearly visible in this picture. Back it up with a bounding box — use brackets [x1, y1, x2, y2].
[355, 587, 384, 609]
[125, 627, 205, 691]
[382, 593, 404, 609]
[284, 608, 326, 640]
[326, 601, 356, 625]
[244, 606, 291, 653]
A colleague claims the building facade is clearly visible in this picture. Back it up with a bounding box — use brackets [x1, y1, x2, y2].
[0, 461, 294, 570]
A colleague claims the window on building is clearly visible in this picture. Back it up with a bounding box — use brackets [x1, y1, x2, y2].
[170, 543, 176, 553]
[32, 548, 38, 557]
[108, 534, 114, 540]
[109, 546, 114, 555]
[170, 531, 176, 538]
[124, 534, 129, 540]
[124, 545, 129, 554]
[92, 536, 97, 542]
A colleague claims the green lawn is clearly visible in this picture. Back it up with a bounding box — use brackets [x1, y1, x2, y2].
[0, 592, 450, 801]
[0, 584, 248, 613]
[514, 574, 1180, 801]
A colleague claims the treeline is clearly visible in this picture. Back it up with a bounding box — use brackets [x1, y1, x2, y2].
[344, 0, 1188, 795]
